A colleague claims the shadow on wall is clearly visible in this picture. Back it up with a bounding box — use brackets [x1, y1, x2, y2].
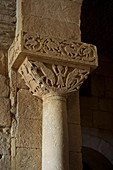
[81, 0, 112, 60]
[82, 127, 113, 169]
[82, 147, 113, 170]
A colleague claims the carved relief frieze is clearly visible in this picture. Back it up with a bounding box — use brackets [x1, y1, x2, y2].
[23, 32, 97, 65]
[9, 31, 98, 97]
[8, 31, 98, 71]
[18, 58, 89, 98]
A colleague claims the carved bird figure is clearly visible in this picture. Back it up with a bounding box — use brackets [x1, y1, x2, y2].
[32, 61, 56, 86]
[66, 68, 79, 89]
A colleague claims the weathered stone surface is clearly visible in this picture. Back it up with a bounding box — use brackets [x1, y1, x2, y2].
[17, 0, 82, 41]
[23, 16, 81, 40]
[0, 154, 10, 170]
[43, 95, 68, 170]
[9, 69, 17, 112]
[0, 50, 8, 75]
[0, 128, 10, 155]
[16, 118, 42, 148]
[17, 89, 42, 119]
[0, 128, 11, 169]
[68, 123, 82, 152]
[18, 58, 90, 98]
[67, 91, 80, 124]
[16, 148, 41, 170]
[31, 0, 81, 24]
[0, 75, 9, 97]
[0, 98, 11, 126]
[11, 137, 16, 170]
[17, 72, 28, 89]
[0, 0, 16, 49]
[69, 152, 82, 170]
[8, 30, 97, 71]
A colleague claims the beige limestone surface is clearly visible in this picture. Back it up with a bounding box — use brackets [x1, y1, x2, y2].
[16, 118, 42, 148]
[0, 75, 9, 97]
[0, 0, 16, 49]
[43, 95, 69, 170]
[17, 89, 42, 119]
[16, 148, 41, 170]
[0, 98, 11, 126]
[0, 128, 11, 170]
[16, 0, 82, 40]
[0, 50, 8, 75]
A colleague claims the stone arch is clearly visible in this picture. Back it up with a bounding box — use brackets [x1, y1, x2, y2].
[82, 147, 113, 170]
[82, 127, 113, 165]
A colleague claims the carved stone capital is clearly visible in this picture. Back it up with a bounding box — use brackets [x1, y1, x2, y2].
[18, 57, 89, 98]
[8, 31, 98, 97]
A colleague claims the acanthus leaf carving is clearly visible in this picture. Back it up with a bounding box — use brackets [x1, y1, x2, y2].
[18, 58, 89, 98]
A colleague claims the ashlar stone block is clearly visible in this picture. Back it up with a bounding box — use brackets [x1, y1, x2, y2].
[0, 75, 9, 97]
[16, 148, 41, 170]
[0, 50, 8, 75]
[17, 0, 82, 40]
[0, 128, 10, 155]
[0, 128, 11, 169]
[17, 89, 42, 119]
[16, 118, 42, 148]
[0, 98, 11, 126]
[31, 0, 81, 24]
[23, 16, 81, 40]
[0, 154, 10, 170]
[17, 72, 28, 89]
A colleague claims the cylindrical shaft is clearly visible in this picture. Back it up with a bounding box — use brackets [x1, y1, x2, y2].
[42, 95, 69, 170]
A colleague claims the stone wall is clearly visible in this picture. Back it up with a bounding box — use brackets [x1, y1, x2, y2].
[0, 0, 16, 49]
[0, 0, 16, 169]
[16, 0, 82, 41]
[80, 1, 113, 164]
[9, 72, 82, 170]
[1, 0, 109, 169]
[67, 92, 82, 170]
[9, 71, 42, 169]
[0, 50, 11, 169]
[80, 54, 113, 131]
[80, 54, 113, 162]
[10, 0, 83, 169]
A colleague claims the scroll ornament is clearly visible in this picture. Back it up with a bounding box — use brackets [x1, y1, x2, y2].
[23, 32, 97, 64]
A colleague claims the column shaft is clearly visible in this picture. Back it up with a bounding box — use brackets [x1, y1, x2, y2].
[42, 95, 69, 170]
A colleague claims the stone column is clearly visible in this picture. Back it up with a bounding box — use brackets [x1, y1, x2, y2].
[42, 95, 68, 170]
[14, 50, 97, 169]
[8, 33, 98, 169]
[8, 0, 98, 169]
